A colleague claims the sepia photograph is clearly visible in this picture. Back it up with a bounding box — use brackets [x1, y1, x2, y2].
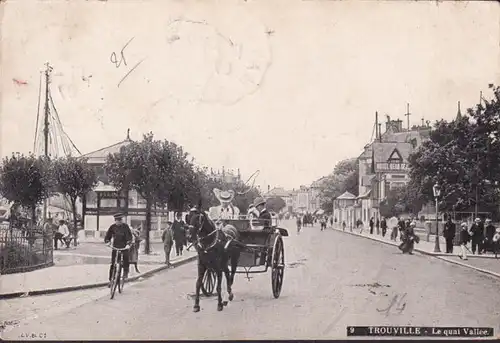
[0, 0, 499, 340]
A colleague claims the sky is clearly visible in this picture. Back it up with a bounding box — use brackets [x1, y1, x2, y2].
[1, 0, 499, 190]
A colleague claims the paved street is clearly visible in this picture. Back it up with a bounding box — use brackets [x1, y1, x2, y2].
[2, 220, 500, 340]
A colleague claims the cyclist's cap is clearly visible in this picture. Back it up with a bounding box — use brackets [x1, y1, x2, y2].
[113, 213, 125, 219]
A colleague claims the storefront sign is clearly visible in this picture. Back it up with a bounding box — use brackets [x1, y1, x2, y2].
[376, 162, 409, 171]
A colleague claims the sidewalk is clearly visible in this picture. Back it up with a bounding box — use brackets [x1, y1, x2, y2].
[0, 250, 197, 299]
[53, 242, 170, 266]
[331, 225, 500, 278]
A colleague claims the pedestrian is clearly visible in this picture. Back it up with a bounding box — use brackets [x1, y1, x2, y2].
[458, 222, 470, 260]
[469, 218, 484, 255]
[380, 217, 387, 237]
[162, 221, 174, 266]
[129, 225, 141, 272]
[443, 216, 456, 254]
[482, 219, 495, 254]
[43, 217, 56, 249]
[400, 221, 420, 254]
[376, 218, 380, 235]
[172, 212, 185, 256]
[369, 217, 374, 234]
[55, 219, 70, 249]
[493, 228, 500, 257]
[342, 221, 346, 231]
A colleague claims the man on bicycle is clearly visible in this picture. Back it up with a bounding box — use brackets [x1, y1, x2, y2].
[104, 213, 133, 285]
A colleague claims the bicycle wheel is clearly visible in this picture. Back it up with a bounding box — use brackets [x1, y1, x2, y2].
[117, 263, 123, 294]
[110, 264, 119, 299]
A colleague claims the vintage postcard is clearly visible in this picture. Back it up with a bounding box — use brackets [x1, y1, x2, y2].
[0, 0, 499, 340]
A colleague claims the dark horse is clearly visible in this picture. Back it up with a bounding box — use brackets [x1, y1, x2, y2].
[187, 209, 242, 312]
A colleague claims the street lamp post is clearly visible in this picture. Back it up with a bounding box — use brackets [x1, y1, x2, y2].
[433, 183, 441, 253]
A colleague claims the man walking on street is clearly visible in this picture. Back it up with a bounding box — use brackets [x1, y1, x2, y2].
[380, 217, 387, 237]
[162, 221, 174, 267]
[443, 216, 456, 254]
[376, 218, 380, 235]
[483, 219, 495, 253]
[172, 212, 185, 256]
[458, 222, 470, 260]
[470, 218, 484, 254]
[369, 217, 374, 234]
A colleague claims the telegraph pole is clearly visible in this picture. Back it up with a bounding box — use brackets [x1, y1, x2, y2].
[404, 103, 411, 131]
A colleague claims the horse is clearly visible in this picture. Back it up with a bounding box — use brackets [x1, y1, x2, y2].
[187, 209, 242, 312]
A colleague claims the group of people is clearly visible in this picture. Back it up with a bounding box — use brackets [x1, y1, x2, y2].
[161, 212, 189, 267]
[446, 217, 500, 260]
[43, 217, 73, 250]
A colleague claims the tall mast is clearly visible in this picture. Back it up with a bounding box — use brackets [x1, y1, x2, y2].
[43, 63, 51, 157]
[42, 63, 52, 222]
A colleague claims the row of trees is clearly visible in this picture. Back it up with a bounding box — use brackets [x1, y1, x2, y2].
[0, 154, 97, 232]
[407, 85, 500, 218]
[317, 158, 359, 213]
[0, 133, 261, 253]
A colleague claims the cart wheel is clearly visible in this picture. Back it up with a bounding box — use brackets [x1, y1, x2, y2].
[271, 235, 285, 299]
[201, 269, 216, 296]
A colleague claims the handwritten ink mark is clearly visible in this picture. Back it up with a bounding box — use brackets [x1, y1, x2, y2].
[376, 292, 407, 317]
[13, 78, 28, 86]
[110, 37, 134, 68]
[117, 58, 146, 88]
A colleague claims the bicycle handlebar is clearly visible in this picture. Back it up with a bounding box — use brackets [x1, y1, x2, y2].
[107, 244, 131, 251]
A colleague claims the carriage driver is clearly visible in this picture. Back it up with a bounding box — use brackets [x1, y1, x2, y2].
[253, 197, 272, 227]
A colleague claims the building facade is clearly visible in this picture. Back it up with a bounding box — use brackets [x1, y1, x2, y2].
[336, 116, 430, 226]
[80, 134, 169, 239]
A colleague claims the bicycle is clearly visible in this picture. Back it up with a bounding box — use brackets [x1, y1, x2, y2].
[108, 244, 131, 300]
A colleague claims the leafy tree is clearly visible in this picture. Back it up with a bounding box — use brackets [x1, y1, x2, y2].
[317, 158, 359, 212]
[408, 85, 500, 218]
[266, 196, 287, 213]
[105, 133, 197, 254]
[379, 184, 425, 218]
[51, 156, 97, 236]
[0, 153, 53, 227]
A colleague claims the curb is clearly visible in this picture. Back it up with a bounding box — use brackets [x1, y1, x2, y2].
[0, 255, 197, 300]
[332, 228, 500, 280]
[434, 256, 500, 279]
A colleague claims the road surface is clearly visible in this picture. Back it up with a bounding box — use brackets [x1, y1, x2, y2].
[2, 220, 500, 340]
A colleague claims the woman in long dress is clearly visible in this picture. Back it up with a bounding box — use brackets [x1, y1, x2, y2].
[399, 221, 419, 254]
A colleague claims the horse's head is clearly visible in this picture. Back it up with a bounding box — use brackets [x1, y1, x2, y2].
[187, 209, 214, 244]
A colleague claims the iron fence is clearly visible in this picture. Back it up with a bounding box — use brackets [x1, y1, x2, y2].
[0, 223, 54, 274]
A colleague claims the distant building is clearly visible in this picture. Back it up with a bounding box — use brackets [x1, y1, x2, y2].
[80, 132, 169, 238]
[289, 185, 320, 213]
[208, 167, 242, 184]
[264, 187, 294, 213]
[333, 191, 357, 228]
[334, 115, 431, 226]
[356, 116, 430, 222]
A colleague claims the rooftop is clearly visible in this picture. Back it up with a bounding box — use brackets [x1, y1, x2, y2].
[81, 134, 132, 164]
[335, 191, 356, 200]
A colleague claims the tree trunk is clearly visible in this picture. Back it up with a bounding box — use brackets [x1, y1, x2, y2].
[31, 205, 36, 231]
[71, 197, 78, 246]
[145, 197, 152, 255]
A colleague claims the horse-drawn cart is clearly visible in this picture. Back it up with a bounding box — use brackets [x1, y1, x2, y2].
[200, 217, 288, 299]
